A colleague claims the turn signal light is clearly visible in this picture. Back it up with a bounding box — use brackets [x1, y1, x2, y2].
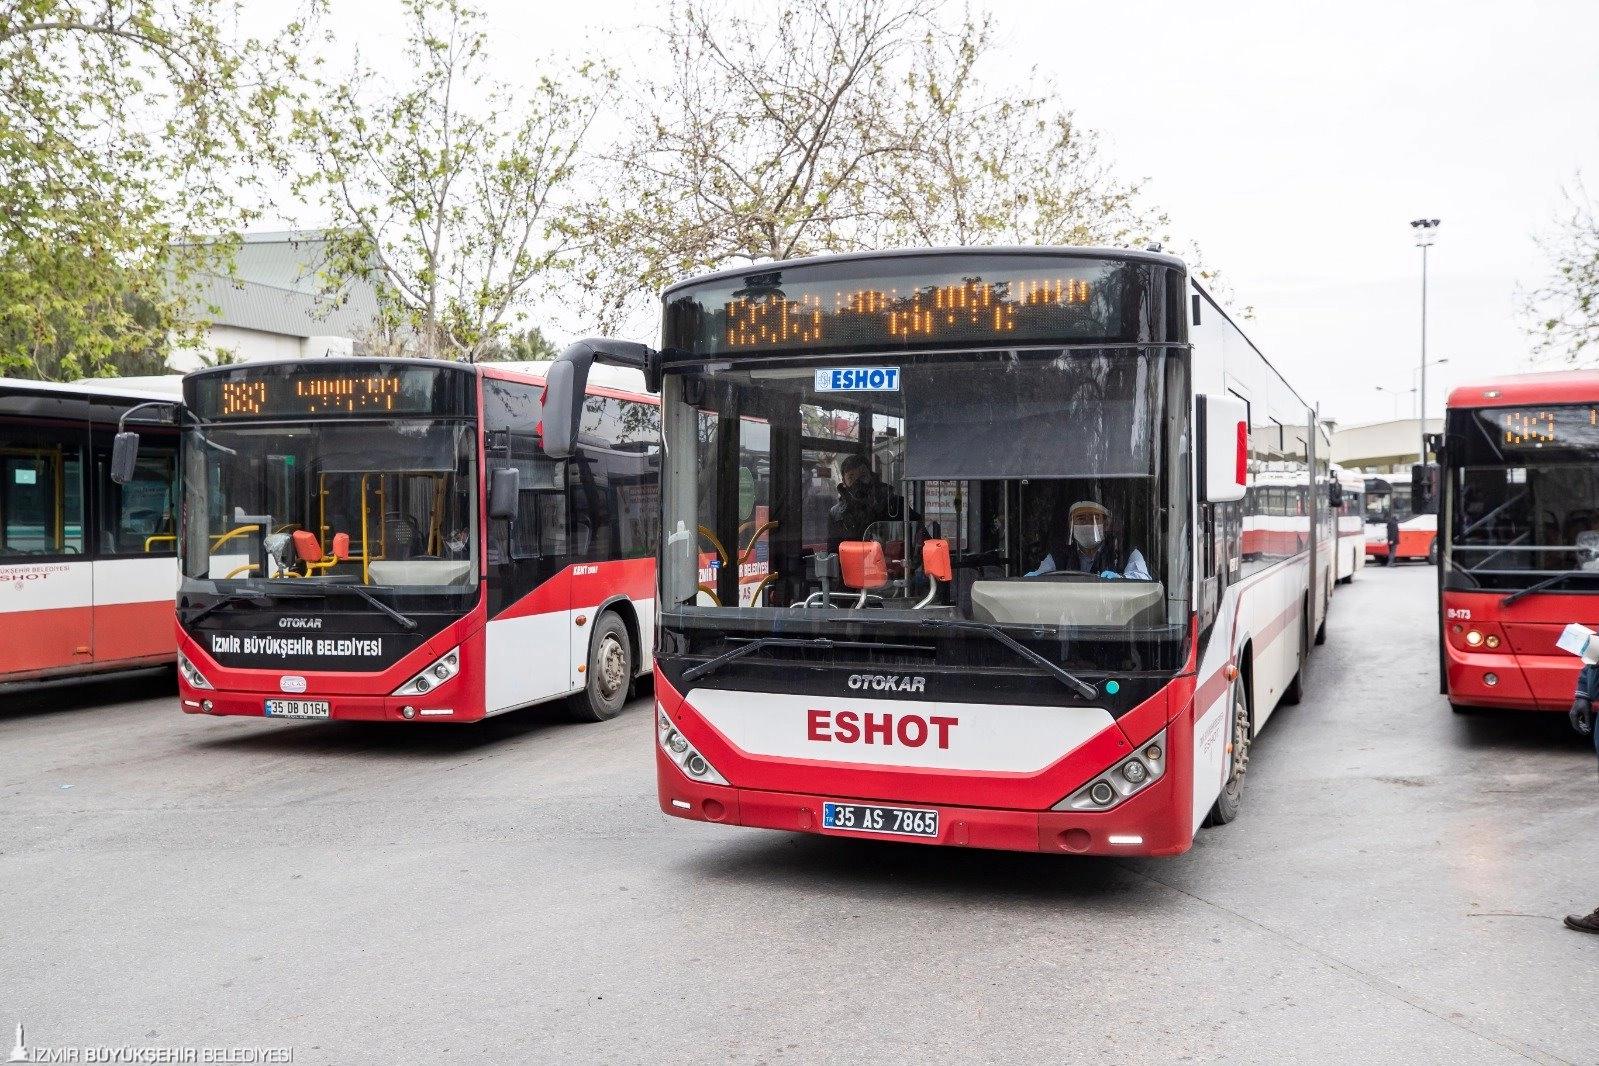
[1484, 635, 1501, 649]
[1465, 630, 1484, 647]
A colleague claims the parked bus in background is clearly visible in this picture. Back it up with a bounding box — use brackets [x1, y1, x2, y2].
[2, 376, 183, 685]
[1365, 467, 1438, 564]
[544, 247, 1335, 856]
[114, 357, 658, 723]
[1437, 370, 1599, 713]
[1332, 465, 1366, 584]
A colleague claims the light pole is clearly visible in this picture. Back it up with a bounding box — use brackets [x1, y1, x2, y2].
[1375, 384, 1412, 420]
[1411, 218, 1440, 462]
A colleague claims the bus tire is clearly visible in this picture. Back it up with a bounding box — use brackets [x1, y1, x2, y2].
[1203, 680, 1252, 827]
[1314, 614, 1328, 646]
[569, 612, 633, 722]
[1427, 538, 1439, 565]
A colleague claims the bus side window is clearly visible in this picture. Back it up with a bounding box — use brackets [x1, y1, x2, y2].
[1, 432, 85, 556]
[97, 436, 177, 554]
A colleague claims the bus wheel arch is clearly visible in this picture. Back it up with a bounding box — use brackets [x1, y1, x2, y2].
[569, 609, 635, 722]
[1204, 645, 1254, 827]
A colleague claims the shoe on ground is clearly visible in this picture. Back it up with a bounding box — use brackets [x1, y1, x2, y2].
[1565, 907, 1599, 933]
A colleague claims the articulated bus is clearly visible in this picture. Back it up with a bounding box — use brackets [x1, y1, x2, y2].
[1438, 370, 1599, 713]
[1332, 466, 1366, 584]
[2, 377, 182, 685]
[115, 357, 659, 723]
[1365, 468, 1438, 564]
[545, 247, 1335, 856]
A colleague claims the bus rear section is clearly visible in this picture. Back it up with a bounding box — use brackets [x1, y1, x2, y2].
[1332, 466, 1366, 584]
[546, 248, 1331, 856]
[1440, 372, 1599, 712]
[157, 357, 657, 724]
[2, 379, 180, 685]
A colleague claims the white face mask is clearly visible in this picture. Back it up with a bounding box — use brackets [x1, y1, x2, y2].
[1072, 520, 1104, 552]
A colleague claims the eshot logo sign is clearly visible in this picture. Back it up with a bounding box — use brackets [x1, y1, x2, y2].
[815, 367, 900, 392]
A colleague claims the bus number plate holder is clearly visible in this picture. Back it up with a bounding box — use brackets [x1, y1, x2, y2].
[264, 699, 331, 719]
[822, 802, 938, 838]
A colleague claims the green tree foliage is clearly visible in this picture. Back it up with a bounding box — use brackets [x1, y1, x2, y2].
[294, 0, 607, 362]
[0, 0, 312, 380]
[478, 325, 560, 362]
[1526, 180, 1599, 363]
[576, 0, 1169, 331]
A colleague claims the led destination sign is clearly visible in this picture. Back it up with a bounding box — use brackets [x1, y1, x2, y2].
[189, 365, 471, 420]
[663, 254, 1156, 356]
[1496, 405, 1599, 449]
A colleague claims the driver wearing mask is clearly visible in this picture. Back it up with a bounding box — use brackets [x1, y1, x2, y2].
[1026, 500, 1151, 580]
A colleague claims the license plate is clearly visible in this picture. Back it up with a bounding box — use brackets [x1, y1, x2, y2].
[264, 699, 330, 719]
[822, 802, 939, 838]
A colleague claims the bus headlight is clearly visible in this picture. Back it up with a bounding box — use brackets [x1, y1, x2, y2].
[394, 648, 461, 696]
[1055, 730, 1167, 812]
[177, 653, 214, 690]
[656, 703, 728, 785]
[1465, 630, 1484, 647]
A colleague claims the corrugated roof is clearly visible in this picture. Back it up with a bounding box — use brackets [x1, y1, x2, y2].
[184, 272, 381, 340]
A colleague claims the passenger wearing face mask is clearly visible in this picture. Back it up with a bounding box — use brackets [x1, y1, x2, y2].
[1027, 500, 1151, 580]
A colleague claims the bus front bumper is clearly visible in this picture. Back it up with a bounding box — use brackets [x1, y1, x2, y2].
[178, 685, 487, 723]
[654, 745, 1193, 857]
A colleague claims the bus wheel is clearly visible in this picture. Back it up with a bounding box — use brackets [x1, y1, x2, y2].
[570, 613, 633, 722]
[1314, 614, 1328, 646]
[1427, 538, 1439, 565]
[1283, 614, 1307, 705]
[1204, 681, 1252, 827]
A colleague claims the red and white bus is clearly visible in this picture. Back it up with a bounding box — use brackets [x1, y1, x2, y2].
[1364, 468, 1438, 564]
[544, 247, 1335, 855]
[114, 355, 658, 723]
[1332, 465, 1366, 583]
[1438, 370, 1599, 713]
[2, 377, 182, 686]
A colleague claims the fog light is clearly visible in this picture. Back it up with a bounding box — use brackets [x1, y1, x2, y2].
[402, 705, 416, 719]
[666, 730, 688, 754]
[1089, 781, 1115, 805]
[433, 664, 450, 680]
[1465, 630, 1484, 647]
[1485, 635, 1500, 649]
[1145, 744, 1162, 762]
[201, 699, 213, 713]
[1484, 673, 1499, 687]
[414, 676, 430, 692]
[685, 753, 709, 777]
[1122, 760, 1148, 784]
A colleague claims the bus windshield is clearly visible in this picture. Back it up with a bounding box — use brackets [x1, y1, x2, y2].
[659, 346, 1190, 672]
[1446, 403, 1599, 589]
[180, 418, 478, 599]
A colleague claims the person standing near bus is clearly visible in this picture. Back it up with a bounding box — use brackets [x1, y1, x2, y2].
[1566, 669, 1599, 933]
[1386, 509, 1400, 566]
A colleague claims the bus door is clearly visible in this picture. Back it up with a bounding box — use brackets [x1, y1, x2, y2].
[90, 412, 178, 665]
[2, 415, 91, 674]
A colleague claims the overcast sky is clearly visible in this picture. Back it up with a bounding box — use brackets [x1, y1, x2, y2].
[297, 0, 1599, 426]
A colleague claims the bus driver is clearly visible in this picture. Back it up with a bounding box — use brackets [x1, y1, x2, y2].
[1026, 500, 1151, 580]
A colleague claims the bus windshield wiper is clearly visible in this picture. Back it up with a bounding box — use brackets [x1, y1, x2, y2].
[1501, 569, 1596, 607]
[682, 636, 933, 683]
[918, 617, 1097, 699]
[181, 592, 261, 627]
[314, 583, 419, 631]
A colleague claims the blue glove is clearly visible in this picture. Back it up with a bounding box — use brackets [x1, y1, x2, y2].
[1099, 570, 1122, 580]
[1024, 570, 1040, 578]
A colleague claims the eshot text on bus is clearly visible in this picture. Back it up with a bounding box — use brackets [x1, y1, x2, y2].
[114, 357, 659, 723]
[544, 248, 1338, 857]
[1439, 370, 1599, 713]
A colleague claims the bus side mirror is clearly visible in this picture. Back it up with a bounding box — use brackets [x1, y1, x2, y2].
[111, 431, 140, 485]
[1197, 394, 1247, 503]
[488, 467, 519, 520]
[663, 524, 699, 605]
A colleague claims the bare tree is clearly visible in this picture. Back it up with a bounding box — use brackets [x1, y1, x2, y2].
[574, 0, 1170, 332]
[293, 0, 607, 360]
[1525, 179, 1599, 363]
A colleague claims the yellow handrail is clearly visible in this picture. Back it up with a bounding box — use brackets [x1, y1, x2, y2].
[224, 564, 259, 579]
[144, 534, 177, 552]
